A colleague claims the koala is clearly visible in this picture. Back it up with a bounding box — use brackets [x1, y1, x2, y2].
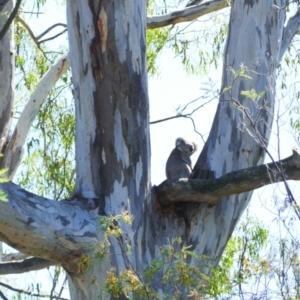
[166, 137, 197, 180]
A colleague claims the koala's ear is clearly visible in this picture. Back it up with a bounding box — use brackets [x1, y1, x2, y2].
[175, 137, 184, 147]
[193, 142, 198, 152]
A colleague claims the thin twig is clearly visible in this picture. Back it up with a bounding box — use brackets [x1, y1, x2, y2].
[150, 114, 186, 124]
[0, 281, 69, 299]
[39, 29, 67, 44]
[36, 23, 67, 40]
[16, 15, 38, 45]
[57, 276, 68, 299]
[16, 15, 46, 56]
[184, 115, 205, 142]
[150, 96, 214, 124]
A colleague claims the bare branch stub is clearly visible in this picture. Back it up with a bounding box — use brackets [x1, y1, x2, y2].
[156, 148, 300, 206]
[0, 257, 56, 275]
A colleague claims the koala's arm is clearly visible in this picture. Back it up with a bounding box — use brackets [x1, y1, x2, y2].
[180, 153, 192, 169]
[166, 150, 192, 179]
[166, 162, 192, 179]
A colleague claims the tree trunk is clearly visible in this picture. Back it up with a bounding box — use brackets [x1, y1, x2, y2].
[189, 0, 286, 261]
[0, 0, 14, 267]
[0, 0, 14, 153]
[66, 0, 150, 298]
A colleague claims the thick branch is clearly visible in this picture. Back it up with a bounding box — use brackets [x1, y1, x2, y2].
[279, 7, 300, 61]
[0, 257, 55, 275]
[2, 53, 70, 179]
[156, 148, 300, 206]
[0, 181, 99, 273]
[147, 0, 229, 29]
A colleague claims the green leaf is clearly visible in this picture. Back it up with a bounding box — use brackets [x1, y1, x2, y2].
[0, 190, 7, 202]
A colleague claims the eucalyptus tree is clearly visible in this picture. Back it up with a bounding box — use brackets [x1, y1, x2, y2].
[1, 0, 300, 299]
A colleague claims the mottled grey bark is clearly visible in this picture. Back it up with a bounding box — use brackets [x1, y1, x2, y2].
[188, 0, 286, 262]
[66, 0, 150, 298]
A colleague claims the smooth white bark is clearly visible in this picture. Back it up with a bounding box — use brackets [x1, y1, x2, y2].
[2, 54, 70, 179]
[66, 0, 98, 199]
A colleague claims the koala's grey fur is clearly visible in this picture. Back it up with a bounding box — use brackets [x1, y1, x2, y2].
[166, 137, 197, 179]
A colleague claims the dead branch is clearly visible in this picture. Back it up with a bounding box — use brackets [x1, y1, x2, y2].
[0, 257, 56, 275]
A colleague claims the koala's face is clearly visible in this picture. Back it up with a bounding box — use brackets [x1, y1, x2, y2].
[176, 138, 197, 156]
